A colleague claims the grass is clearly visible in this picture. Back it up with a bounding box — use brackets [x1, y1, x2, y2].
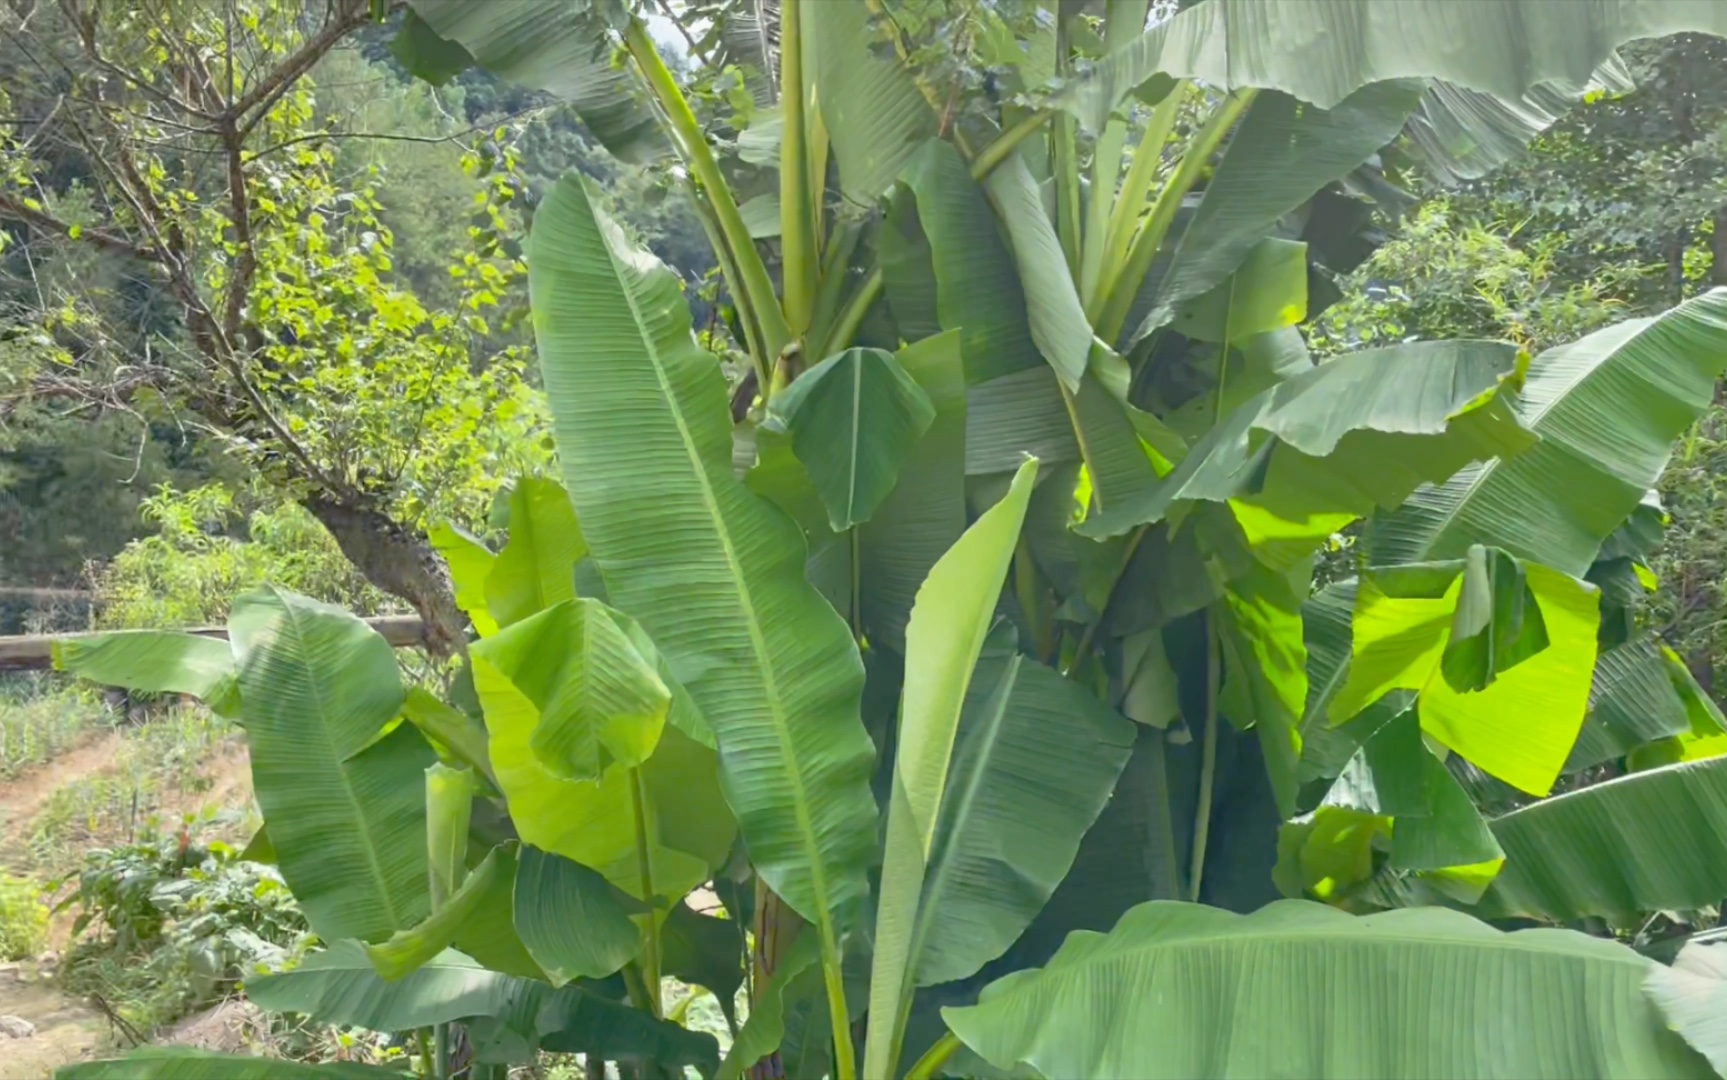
[0, 675, 114, 780]
[27, 706, 242, 874]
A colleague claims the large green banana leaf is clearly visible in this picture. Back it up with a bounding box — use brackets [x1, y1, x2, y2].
[858, 331, 967, 652]
[401, 1, 669, 163]
[1315, 708, 1503, 882]
[1080, 340, 1534, 539]
[944, 900, 1712, 1079]
[475, 598, 669, 784]
[913, 635, 1136, 985]
[1568, 634, 1691, 772]
[429, 522, 499, 637]
[54, 630, 239, 717]
[248, 941, 717, 1073]
[1215, 563, 1309, 816]
[1299, 579, 1359, 783]
[1371, 290, 1727, 574]
[57, 1052, 404, 1078]
[982, 153, 1092, 391]
[763, 346, 936, 531]
[1477, 756, 1727, 922]
[890, 139, 1043, 384]
[475, 649, 733, 904]
[806, 0, 935, 203]
[1122, 82, 1422, 346]
[1056, 0, 1727, 132]
[512, 845, 643, 985]
[248, 940, 524, 1031]
[527, 176, 877, 936]
[483, 476, 584, 630]
[227, 587, 432, 943]
[1646, 942, 1727, 1077]
[1331, 560, 1599, 797]
[868, 459, 1038, 1079]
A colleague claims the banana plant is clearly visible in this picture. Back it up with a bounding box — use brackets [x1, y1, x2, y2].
[51, 1, 1727, 1077]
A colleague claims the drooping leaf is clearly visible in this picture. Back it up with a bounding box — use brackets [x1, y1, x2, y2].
[1331, 561, 1600, 797]
[528, 175, 874, 930]
[367, 846, 510, 980]
[912, 635, 1136, 986]
[1119, 627, 1181, 730]
[429, 522, 499, 637]
[1371, 290, 1727, 574]
[1125, 83, 1422, 345]
[660, 904, 746, 1030]
[403, 1, 670, 162]
[388, 9, 474, 85]
[425, 763, 475, 906]
[402, 686, 493, 783]
[484, 477, 585, 630]
[763, 347, 937, 530]
[228, 587, 431, 943]
[859, 331, 967, 652]
[1081, 340, 1534, 539]
[982, 153, 1092, 391]
[1646, 942, 1727, 1077]
[56, 1051, 405, 1079]
[54, 631, 239, 718]
[1478, 756, 1727, 923]
[247, 940, 530, 1032]
[513, 844, 643, 985]
[945, 900, 1711, 1080]
[1439, 544, 1550, 694]
[867, 459, 1038, 1079]
[878, 188, 943, 343]
[806, 0, 935, 203]
[1321, 708, 1503, 884]
[897, 140, 1044, 384]
[1055, 0, 1727, 132]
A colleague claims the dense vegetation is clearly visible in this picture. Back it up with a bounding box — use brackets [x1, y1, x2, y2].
[6, 1, 1727, 1078]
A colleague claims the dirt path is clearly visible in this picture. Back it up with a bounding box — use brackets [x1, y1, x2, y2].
[0, 966, 109, 1079]
[0, 732, 126, 867]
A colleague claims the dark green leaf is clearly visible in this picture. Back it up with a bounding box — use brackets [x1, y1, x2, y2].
[513, 845, 643, 985]
[764, 348, 937, 530]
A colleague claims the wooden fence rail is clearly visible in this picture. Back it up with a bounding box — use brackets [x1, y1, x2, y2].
[0, 615, 429, 672]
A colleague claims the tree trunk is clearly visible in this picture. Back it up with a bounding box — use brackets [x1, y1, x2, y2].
[302, 493, 466, 659]
[1668, 225, 1692, 304]
[1712, 205, 1727, 288]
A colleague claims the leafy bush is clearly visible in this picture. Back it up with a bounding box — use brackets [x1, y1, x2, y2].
[1308, 198, 1647, 356]
[92, 484, 396, 630]
[56, 829, 309, 1032]
[0, 872, 48, 960]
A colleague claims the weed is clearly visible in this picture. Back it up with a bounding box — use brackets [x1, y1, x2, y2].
[0, 871, 47, 959]
[0, 676, 113, 779]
